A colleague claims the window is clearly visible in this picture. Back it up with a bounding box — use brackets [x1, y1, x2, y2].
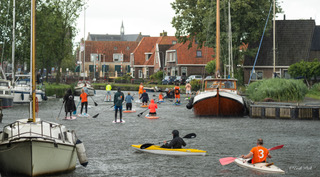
[146, 68, 149, 78]
[196, 50, 202, 57]
[138, 70, 143, 78]
[167, 52, 176, 62]
[172, 41, 177, 44]
[145, 53, 152, 61]
[90, 53, 98, 62]
[113, 53, 123, 62]
[126, 46, 130, 50]
[283, 70, 291, 79]
[250, 70, 263, 80]
[114, 47, 118, 50]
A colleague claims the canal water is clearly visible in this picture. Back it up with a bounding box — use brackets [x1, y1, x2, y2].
[1, 90, 319, 177]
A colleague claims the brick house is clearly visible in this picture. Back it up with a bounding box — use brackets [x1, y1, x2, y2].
[243, 19, 320, 84]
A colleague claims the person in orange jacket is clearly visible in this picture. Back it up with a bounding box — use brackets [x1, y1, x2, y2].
[138, 82, 144, 99]
[174, 84, 181, 103]
[79, 88, 88, 116]
[158, 92, 164, 102]
[148, 99, 158, 116]
[241, 138, 272, 164]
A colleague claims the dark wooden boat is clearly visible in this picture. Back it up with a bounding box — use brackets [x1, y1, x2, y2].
[190, 78, 245, 116]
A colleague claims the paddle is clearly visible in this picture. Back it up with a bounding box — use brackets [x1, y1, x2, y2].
[137, 108, 148, 117]
[92, 105, 115, 118]
[140, 133, 197, 149]
[90, 96, 98, 106]
[219, 145, 284, 166]
[73, 101, 81, 115]
[56, 102, 64, 120]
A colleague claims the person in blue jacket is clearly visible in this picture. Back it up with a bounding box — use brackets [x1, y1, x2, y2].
[125, 92, 134, 110]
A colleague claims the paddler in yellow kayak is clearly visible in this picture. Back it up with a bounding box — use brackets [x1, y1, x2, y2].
[241, 138, 272, 164]
[161, 130, 186, 148]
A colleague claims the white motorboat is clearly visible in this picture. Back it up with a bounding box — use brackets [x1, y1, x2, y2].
[12, 77, 47, 103]
[74, 80, 95, 96]
[0, 79, 14, 108]
[234, 158, 285, 174]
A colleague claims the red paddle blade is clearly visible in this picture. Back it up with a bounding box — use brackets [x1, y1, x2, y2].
[268, 145, 284, 151]
[219, 157, 237, 165]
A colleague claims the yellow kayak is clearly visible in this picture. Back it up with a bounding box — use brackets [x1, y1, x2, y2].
[131, 144, 207, 156]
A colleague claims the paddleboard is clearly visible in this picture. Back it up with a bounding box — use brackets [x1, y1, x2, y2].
[77, 113, 90, 118]
[123, 110, 136, 113]
[64, 116, 77, 120]
[234, 158, 285, 174]
[145, 114, 159, 119]
[158, 100, 165, 103]
[141, 105, 148, 108]
[173, 102, 181, 106]
[112, 120, 125, 123]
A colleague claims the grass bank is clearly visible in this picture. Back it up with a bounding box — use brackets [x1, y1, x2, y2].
[44, 82, 75, 97]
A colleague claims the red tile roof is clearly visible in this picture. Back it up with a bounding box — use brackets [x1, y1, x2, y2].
[85, 41, 138, 62]
[132, 37, 160, 65]
[168, 41, 215, 65]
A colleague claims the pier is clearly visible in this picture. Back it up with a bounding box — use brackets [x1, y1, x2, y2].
[249, 102, 320, 120]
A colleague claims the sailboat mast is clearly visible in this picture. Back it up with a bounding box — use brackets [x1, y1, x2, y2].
[215, 0, 220, 78]
[273, 0, 276, 77]
[30, 0, 36, 122]
[12, 0, 15, 84]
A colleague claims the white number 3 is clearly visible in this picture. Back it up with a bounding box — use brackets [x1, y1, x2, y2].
[258, 149, 264, 158]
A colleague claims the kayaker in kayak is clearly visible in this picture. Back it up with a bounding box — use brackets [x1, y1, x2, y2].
[148, 99, 158, 116]
[139, 90, 149, 106]
[161, 130, 186, 149]
[114, 87, 124, 122]
[125, 92, 134, 110]
[241, 138, 272, 164]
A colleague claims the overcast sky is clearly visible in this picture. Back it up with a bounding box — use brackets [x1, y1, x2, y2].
[74, 0, 320, 44]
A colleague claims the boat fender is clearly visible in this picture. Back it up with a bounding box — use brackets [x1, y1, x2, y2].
[186, 97, 194, 109]
[76, 139, 88, 167]
[21, 93, 24, 101]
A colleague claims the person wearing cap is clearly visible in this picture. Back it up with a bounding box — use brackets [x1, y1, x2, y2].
[114, 87, 124, 122]
[148, 99, 158, 116]
[241, 138, 272, 164]
[161, 130, 186, 149]
[139, 90, 149, 106]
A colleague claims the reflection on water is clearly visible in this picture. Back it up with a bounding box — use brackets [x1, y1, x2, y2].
[1, 90, 319, 177]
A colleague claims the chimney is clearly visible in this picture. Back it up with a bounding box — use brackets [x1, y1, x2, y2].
[283, 14, 286, 20]
[160, 30, 167, 37]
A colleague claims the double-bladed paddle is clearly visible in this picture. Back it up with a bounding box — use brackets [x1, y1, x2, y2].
[219, 145, 284, 165]
[140, 133, 197, 149]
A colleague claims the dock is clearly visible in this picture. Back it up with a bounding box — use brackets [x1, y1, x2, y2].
[249, 102, 320, 120]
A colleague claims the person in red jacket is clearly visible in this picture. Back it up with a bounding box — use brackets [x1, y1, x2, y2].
[148, 99, 158, 116]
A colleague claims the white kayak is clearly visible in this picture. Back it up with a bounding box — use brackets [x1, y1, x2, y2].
[131, 144, 206, 156]
[234, 158, 285, 174]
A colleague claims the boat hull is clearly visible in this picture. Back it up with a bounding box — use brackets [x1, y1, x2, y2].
[131, 144, 206, 156]
[193, 90, 245, 117]
[12, 90, 45, 103]
[0, 95, 14, 108]
[234, 158, 285, 174]
[74, 87, 95, 96]
[0, 140, 76, 176]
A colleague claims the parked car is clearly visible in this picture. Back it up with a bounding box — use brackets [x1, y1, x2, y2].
[162, 76, 176, 85]
[205, 76, 214, 80]
[186, 75, 203, 83]
[174, 76, 187, 85]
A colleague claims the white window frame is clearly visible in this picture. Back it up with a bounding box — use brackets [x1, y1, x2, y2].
[145, 52, 152, 61]
[113, 53, 123, 62]
[138, 70, 143, 78]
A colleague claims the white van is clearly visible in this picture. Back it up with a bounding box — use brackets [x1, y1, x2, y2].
[186, 75, 202, 83]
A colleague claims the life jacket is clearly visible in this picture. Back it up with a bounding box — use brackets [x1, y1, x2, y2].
[174, 86, 180, 95]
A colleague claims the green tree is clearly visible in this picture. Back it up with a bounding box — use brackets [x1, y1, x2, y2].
[288, 59, 320, 86]
[171, 0, 282, 78]
[205, 59, 216, 74]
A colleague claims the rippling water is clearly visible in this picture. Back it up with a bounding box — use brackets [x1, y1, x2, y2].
[1, 90, 319, 177]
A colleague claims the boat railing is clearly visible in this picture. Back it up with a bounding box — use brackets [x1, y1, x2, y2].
[2, 120, 69, 144]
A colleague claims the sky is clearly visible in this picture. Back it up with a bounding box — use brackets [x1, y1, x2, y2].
[74, 0, 320, 45]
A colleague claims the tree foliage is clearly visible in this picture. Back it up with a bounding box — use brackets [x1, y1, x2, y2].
[171, 0, 282, 76]
[205, 59, 216, 74]
[288, 59, 320, 86]
[0, 0, 83, 83]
